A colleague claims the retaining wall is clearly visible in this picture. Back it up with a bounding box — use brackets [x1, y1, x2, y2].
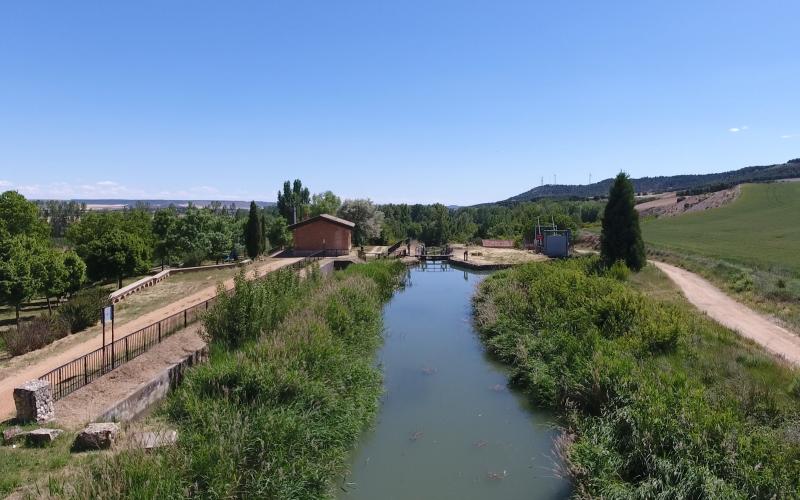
[96, 345, 208, 423]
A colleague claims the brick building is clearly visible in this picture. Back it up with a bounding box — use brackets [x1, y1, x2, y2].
[288, 214, 354, 256]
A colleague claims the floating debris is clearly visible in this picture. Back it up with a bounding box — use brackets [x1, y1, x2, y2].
[487, 470, 508, 481]
[473, 439, 488, 448]
[421, 366, 438, 375]
[409, 431, 424, 442]
[489, 384, 505, 392]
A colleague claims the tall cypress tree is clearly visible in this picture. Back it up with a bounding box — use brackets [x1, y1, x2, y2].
[600, 172, 646, 271]
[245, 201, 262, 259]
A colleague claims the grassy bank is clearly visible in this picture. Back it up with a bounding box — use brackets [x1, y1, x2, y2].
[473, 257, 800, 497]
[49, 260, 405, 499]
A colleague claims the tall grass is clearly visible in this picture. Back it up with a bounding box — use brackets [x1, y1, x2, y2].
[474, 256, 800, 497]
[59, 261, 405, 499]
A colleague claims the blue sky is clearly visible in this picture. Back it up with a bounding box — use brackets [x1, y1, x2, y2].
[1, 1, 798, 205]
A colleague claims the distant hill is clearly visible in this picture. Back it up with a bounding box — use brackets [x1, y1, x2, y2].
[63, 199, 276, 210]
[501, 159, 800, 203]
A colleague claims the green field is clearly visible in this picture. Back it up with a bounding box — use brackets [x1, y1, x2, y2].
[643, 182, 800, 275]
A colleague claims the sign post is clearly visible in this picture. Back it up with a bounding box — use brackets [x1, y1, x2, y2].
[101, 305, 114, 370]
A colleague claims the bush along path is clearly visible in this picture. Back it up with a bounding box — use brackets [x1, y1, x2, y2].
[473, 256, 800, 498]
[58, 260, 406, 499]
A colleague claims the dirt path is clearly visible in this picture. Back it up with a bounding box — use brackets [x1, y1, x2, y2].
[0, 258, 301, 420]
[652, 260, 800, 365]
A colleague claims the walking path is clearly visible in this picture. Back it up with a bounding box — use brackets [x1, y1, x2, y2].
[652, 260, 800, 365]
[0, 258, 301, 420]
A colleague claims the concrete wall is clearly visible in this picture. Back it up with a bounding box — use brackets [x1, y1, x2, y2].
[293, 219, 352, 252]
[97, 346, 208, 423]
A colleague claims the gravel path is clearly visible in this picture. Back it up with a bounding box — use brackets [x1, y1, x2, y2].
[652, 260, 800, 365]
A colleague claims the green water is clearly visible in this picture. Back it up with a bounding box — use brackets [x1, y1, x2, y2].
[340, 264, 571, 499]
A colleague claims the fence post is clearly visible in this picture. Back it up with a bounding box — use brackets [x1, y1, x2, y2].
[184, 309, 187, 328]
[84, 357, 88, 385]
[158, 321, 162, 342]
[125, 337, 129, 362]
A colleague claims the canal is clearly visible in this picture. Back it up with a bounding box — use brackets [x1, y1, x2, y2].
[340, 264, 571, 499]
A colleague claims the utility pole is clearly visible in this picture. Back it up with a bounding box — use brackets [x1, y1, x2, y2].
[554, 174, 557, 185]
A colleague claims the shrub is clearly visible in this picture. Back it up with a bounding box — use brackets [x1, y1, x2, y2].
[1, 315, 70, 356]
[58, 287, 109, 333]
[607, 260, 630, 281]
[473, 257, 800, 496]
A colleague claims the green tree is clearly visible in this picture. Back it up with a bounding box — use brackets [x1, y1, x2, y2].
[152, 207, 178, 269]
[39, 248, 68, 314]
[338, 199, 384, 246]
[0, 236, 46, 325]
[83, 229, 151, 288]
[601, 172, 646, 271]
[62, 250, 86, 296]
[260, 213, 269, 254]
[310, 191, 342, 217]
[0, 190, 49, 239]
[277, 179, 311, 224]
[267, 216, 291, 249]
[245, 201, 262, 259]
[174, 205, 211, 266]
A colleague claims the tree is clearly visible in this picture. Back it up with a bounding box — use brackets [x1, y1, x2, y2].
[260, 213, 269, 255]
[83, 229, 151, 288]
[310, 191, 342, 217]
[173, 205, 211, 266]
[600, 172, 646, 271]
[152, 208, 178, 269]
[62, 251, 86, 296]
[267, 216, 291, 249]
[277, 179, 310, 224]
[245, 201, 262, 259]
[39, 248, 68, 314]
[338, 199, 385, 246]
[0, 190, 49, 239]
[0, 236, 46, 325]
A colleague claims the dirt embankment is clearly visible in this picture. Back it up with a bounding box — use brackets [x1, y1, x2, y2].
[635, 186, 740, 218]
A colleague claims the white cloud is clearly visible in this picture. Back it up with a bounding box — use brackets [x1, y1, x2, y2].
[728, 125, 749, 133]
[781, 133, 799, 139]
[0, 180, 11, 188]
[729, 128, 740, 132]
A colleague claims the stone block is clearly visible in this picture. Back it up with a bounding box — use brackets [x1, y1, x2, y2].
[13, 380, 54, 423]
[72, 422, 120, 451]
[26, 428, 63, 446]
[2, 426, 27, 445]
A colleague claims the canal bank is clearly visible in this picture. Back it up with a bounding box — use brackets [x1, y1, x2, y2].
[340, 265, 571, 499]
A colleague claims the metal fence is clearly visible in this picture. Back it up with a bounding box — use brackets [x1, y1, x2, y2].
[40, 253, 325, 401]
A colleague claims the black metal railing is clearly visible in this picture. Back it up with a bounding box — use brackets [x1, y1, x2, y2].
[40, 254, 325, 401]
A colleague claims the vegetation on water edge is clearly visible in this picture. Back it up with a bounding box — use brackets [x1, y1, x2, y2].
[53, 260, 405, 499]
[473, 257, 800, 497]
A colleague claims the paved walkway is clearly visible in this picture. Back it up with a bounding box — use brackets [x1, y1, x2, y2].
[652, 260, 800, 365]
[0, 258, 301, 420]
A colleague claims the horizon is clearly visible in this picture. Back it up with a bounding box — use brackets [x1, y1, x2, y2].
[1, 1, 799, 205]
